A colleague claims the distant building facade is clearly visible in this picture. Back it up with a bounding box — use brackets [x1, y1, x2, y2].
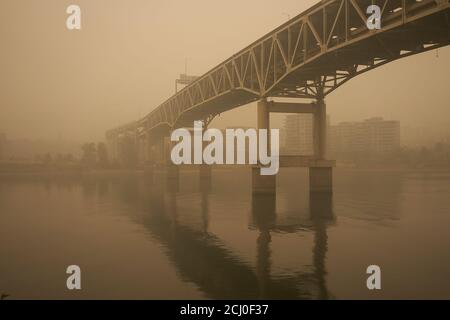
[282, 114, 314, 155]
[281, 114, 331, 156]
[402, 125, 450, 148]
[329, 117, 400, 158]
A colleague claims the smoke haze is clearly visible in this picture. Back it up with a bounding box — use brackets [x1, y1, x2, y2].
[0, 0, 449, 142]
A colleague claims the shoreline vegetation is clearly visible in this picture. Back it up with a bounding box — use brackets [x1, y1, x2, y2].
[2, 140, 449, 177]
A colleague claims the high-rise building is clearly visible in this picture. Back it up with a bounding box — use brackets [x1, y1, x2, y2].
[329, 117, 400, 158]
[282, 114, 331, 156]
[282, 114, 314, 155]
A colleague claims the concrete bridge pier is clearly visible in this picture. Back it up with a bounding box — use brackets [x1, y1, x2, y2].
[165, 164, 180, 186]
[136, 132, 147, 167]
[252, 166, 276, 194]
[143, 132, 155, 176]
[309, 192, 333, 220]
[310, 99, 333, 193]
[199, 164, 212, 190]
[199, 122, 213, 189]
[309, 165, 333, 193]
[106, 134, 119, 163]
[151, 134, 180, 189]
[252, 99, 276, 195]
[251, 97, 333, 195]
[164, 136, 180, 183]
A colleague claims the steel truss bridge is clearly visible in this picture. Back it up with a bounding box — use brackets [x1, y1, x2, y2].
[107, 0, 449, 141]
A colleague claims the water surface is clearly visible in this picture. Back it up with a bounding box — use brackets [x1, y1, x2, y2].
[1, 168, 450, 299]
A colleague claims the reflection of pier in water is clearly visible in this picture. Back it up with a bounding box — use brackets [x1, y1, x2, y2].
[112, 173, 335, 299]
[0, 168, 407, 298]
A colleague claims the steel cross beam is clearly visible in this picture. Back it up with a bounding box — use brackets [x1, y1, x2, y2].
[267, 101, 315, 113]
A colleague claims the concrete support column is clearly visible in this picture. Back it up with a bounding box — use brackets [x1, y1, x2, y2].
[252, 166, 276, 194]
[313, 99, 327, 160]
[257, 98, 270, 151]
[253, 99, 276, 195]
[309, 166, 332, 193]
[114, 137, 119, 162]
[311, 98, 332, 193]
[143, 133, 155, 178]
[157, 136, 166, 166]
[198, 123, 212, 189]
[147, 133, 157, 165]
[109, 137, 117, 162]
[134, 131, 141, 166]
[309, 192, 333, 220]
[153, 135, 179, 187]
[166, 164, 179, 180]
[144, 132, 149, 163]
[165, 133, 179, 186]
[165, 136, 172, 166]
[199, 164, 212, 190]
[140, 137, 146, 164]
[117, 136, 124, 164]
[137, 136, 143, 165]
[106, 138, 114, 162]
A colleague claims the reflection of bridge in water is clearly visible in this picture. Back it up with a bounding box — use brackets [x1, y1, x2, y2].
[111, 173, 335, 299]
[1, 168, 407, 299]
[106, 0, 450, 195]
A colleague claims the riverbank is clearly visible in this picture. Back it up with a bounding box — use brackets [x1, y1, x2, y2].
[1, 162, 449, 178]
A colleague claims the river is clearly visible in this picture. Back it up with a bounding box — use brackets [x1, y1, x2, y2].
[1, 167, 450, 299]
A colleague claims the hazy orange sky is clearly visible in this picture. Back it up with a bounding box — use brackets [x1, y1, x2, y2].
[1, 0, 449, 142]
